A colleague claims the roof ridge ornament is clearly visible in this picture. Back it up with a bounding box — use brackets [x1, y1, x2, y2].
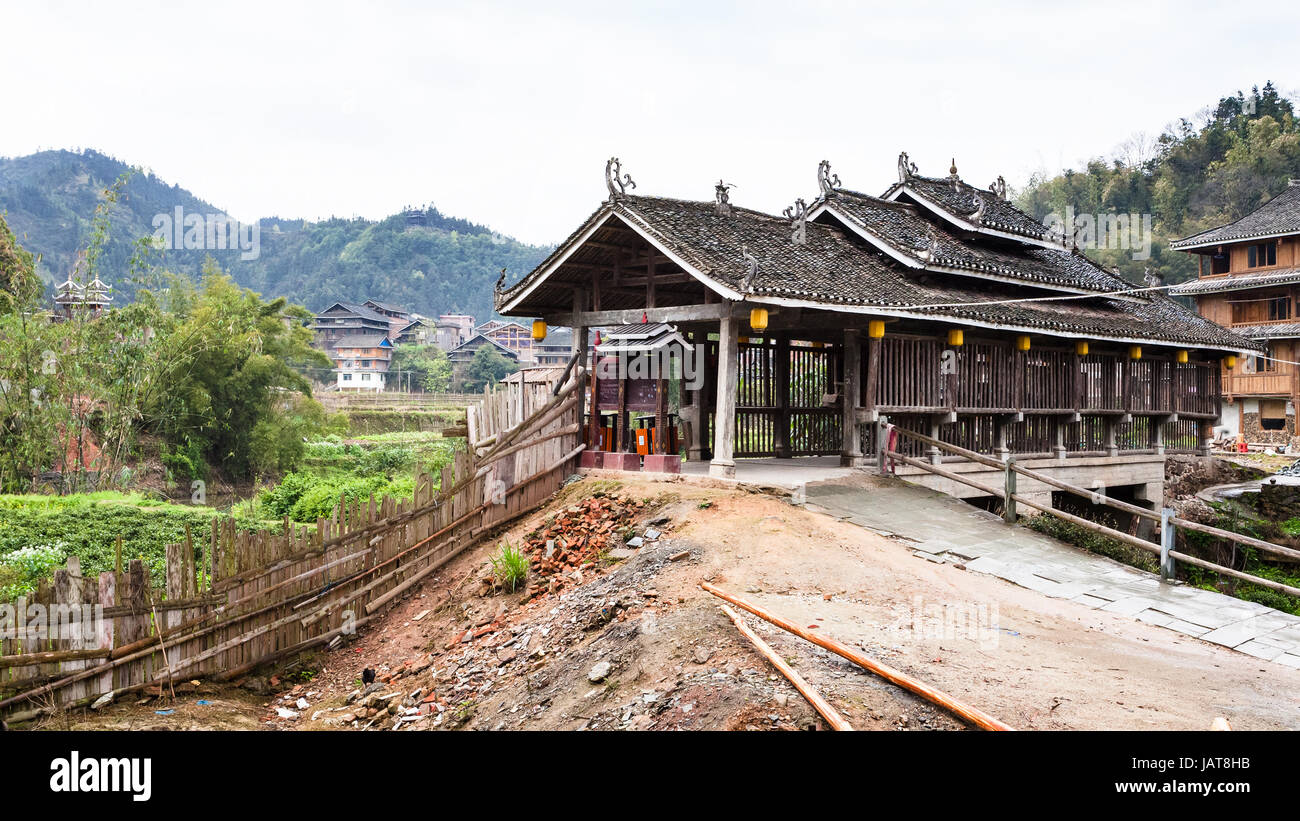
[817, 160, 841, 197]
[1142, 267, 1163, 288]
[605, 157, 636, 200]
[897, 152, 918, 184]
[969, 190, 986, 224]
[714, 180, 733, 216]
[949, 158, 960, 193]
[990, 176, 1007, 200]
[784, 198, 808, 245]
[741, 245, 760, 293]
[918, 224, 941, 262]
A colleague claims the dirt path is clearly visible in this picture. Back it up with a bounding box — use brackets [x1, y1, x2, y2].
[58, 474, 1300, 731]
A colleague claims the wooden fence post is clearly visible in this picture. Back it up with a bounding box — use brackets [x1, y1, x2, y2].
[1003, 458, 1017, 524]
[1160, 507, 1176, 582]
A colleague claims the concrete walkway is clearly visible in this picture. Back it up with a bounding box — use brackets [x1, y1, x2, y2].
[804, 478, 1300, 669]
[679, 456, 856, 488]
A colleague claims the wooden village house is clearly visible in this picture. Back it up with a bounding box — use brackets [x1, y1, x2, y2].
[1170, 181, 1300, 448]
[495, 155, 1257, 511]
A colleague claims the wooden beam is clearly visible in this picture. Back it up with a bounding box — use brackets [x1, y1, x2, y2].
[546, 302, 737, 327]
[717, 604, 853, 731]
[841, 329, 863, 465]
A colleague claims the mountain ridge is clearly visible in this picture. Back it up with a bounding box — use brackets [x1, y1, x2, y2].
[0, 148, 550, 320]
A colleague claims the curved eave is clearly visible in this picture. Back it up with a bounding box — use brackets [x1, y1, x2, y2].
[498, 203, 743, 314]
[883, 183, 1063, 251]
[734, 289, 1259, 355]
[1171, 229, 1300, 251]
[808, 200, 1133, 302]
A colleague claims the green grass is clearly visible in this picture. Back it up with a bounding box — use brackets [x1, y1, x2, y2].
[490, 540, 530, 593]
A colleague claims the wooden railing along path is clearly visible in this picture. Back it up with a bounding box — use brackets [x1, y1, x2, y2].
[879, 423, 1300, 600]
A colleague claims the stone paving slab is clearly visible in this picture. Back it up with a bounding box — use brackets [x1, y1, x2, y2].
[805, 481, 1300, 668]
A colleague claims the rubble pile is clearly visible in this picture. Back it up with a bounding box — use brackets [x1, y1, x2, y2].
[523, 494, 646, 585]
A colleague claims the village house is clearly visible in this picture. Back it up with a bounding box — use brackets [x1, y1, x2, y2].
[311, 301, 392, 349]
[331, 333, 393, 392]
[1170, 181, 1300, 448]
[496, 155, 1257, 511]
[480, 320, 535, 362]
[436, 314, 476, 350]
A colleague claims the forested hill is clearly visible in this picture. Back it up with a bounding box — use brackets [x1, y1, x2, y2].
[0, 148, 550, 320]
[1016, 82, 1300, 286]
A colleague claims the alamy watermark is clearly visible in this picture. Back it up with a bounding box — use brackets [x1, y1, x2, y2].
[1043, 206, 1153, 261]
[595, 344, 707, 391]
[151, 206, 260, 261]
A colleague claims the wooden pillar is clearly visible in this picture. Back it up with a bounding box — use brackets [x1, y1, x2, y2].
[927, 416, 942, 466]
[573, 324, 590, 439]
[1053, 417, 1067, 460]
[774, 336, 791, 458]
[654, 377, 667, 454]
[841, 329, 863, 466]
[1012, 349, 1026, 413]
[1104, 416, 1119, 457]
[588, 350, 602, 449]
[1153, 415, 1166, 455]
[686, 332, 705, 461]
[710, 315, 739, 478]
[864, 335, 880, 413]
[1073, 352, 1085, 413]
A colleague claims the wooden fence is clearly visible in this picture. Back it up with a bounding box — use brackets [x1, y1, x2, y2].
[0, 369, 586, 724]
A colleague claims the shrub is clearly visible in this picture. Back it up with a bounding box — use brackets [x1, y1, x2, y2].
[490, 540, 529, 593]
[259, 472, 315, 519]
[0, 542, 68, 599]
[159, 438, 207, 482]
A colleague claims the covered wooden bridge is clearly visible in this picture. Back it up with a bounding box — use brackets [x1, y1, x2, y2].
[496, 155, 1257, 503]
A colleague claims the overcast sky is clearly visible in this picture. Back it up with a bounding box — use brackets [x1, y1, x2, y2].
[3, 0, 1297, 246]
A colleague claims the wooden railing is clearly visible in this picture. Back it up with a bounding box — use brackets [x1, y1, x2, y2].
[879, 424, 1300, 602]
[1224, 371, 1293, 397]
[0, 370, 586, 724]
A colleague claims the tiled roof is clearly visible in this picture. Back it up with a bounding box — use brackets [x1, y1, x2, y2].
[819, 191, 1128, 294]
[363, 299, 409, 314]
[1234, 322, 1300, 340]
[887, 174, 1055, 243]
[1169, 267, 1300, 295]
[317, 301, 390, 323]
[448, 333, 519, 359]
[1171, 183, 1300, 249]
[595, 322, 687, 352]
[500, 192, 1259, 352]
[331, 333, 391, 349]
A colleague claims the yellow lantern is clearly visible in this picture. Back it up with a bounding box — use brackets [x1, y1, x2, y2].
[1225, 354, 1238, 369]
[531, 319, 547, 341]
[1015, 335, 1031, 352]
[1129, 345, 1142, 360]
[947, 329, 964, 347]
[1176, 349, 1189, 364]
[1075, 341, 1089, 356]
[749, 307, 769, 332]
[867, 320, 886, 339]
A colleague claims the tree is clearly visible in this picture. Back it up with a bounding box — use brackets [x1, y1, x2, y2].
[388, 343, 452, 392]
[0, 213, 40, 313]
[461, 345, 517, 392]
